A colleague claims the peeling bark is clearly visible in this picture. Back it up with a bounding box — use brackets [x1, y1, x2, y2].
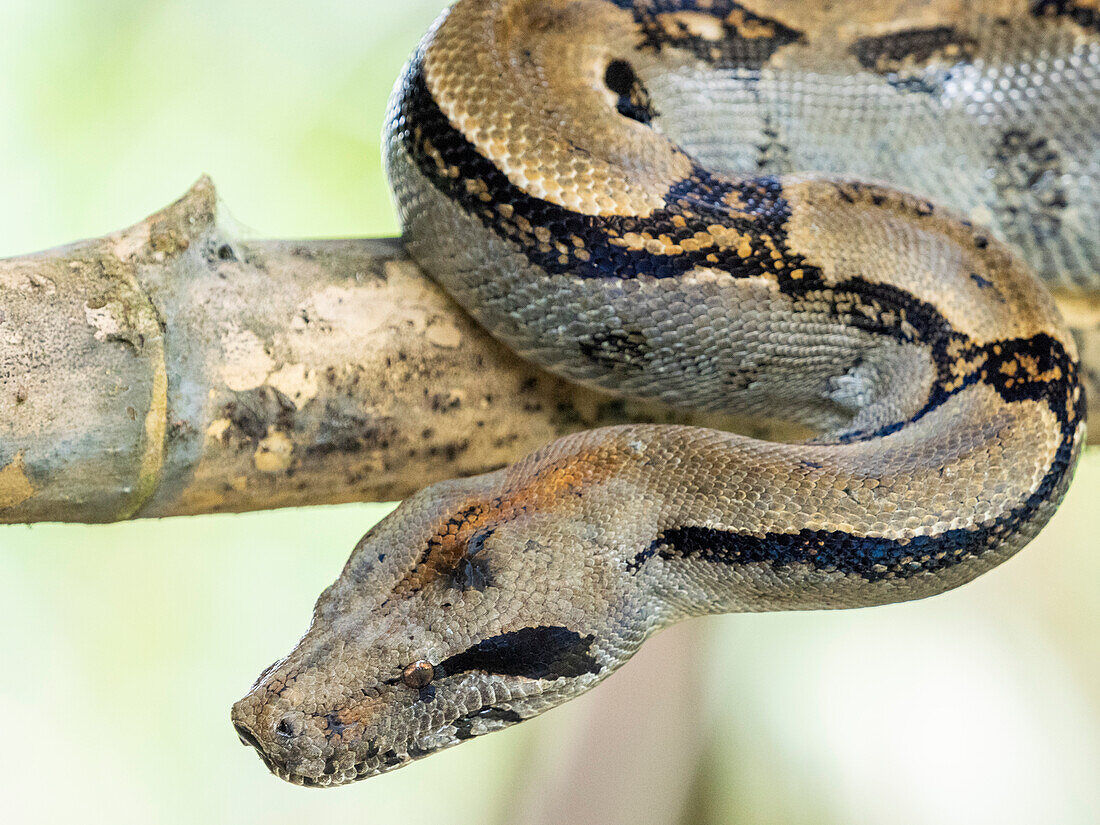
[0, 178, 1094, 524]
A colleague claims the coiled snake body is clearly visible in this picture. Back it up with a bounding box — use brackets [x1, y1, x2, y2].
[232, 0, 1094, 786]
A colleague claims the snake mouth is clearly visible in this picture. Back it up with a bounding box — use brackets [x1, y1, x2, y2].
[252, 752, 414, 788]
[233, 720, 416, 787]
[233, 721, 307, 786]
[232, 721, 320, 787]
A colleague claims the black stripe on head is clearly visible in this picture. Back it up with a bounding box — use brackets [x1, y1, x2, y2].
[610, 0, 803, 69]
[1030, 0, 1100, 32]
[436, 626, 600, 681]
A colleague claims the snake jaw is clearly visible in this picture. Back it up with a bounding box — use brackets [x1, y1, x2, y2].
[231, 472, 635, 786]
[231, 650, 442, 788]
[230, 656, 590, 787]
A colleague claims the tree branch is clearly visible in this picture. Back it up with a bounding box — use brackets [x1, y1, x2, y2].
[1, 179, 1095, 524]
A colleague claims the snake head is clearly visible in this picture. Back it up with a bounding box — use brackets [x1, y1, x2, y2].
[230, 459, 645, 786]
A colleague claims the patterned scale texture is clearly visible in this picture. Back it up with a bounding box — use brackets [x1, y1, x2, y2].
[230, 0, 1093, 788]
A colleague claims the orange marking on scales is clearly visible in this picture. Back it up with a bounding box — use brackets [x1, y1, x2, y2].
[325, 695, 385, 736]
[394, 444, 630, 594]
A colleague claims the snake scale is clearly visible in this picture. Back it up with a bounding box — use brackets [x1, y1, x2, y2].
[232, 0, 1095, 786]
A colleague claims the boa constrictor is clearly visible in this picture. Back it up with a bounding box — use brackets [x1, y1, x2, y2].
[232, 0, 1095, 786]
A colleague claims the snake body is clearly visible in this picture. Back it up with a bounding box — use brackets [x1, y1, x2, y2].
[232, 0, 1093, 786]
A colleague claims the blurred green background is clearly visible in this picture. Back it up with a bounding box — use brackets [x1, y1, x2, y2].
[1, 1, 1098, 823]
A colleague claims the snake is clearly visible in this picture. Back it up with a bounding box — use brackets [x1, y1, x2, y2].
[231, 0, 1095, 786]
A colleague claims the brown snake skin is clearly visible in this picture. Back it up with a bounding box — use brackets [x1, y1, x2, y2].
[232, 0, 1094, 786]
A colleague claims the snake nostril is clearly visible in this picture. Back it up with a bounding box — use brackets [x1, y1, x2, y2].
[275, 715, 300, 739]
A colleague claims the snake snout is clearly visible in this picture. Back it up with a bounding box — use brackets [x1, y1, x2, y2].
[231, 701, 283, 767]
[231, 700, 332, 784]
[234, 721, 262, 751]
[232, 713, 291, 775]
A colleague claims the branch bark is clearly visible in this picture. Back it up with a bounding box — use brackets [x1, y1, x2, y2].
[1, 178, 1095, 524]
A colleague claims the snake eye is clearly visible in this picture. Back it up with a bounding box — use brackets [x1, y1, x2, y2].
[402, 660, 435, 689]
[604, 59, 656, 125]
